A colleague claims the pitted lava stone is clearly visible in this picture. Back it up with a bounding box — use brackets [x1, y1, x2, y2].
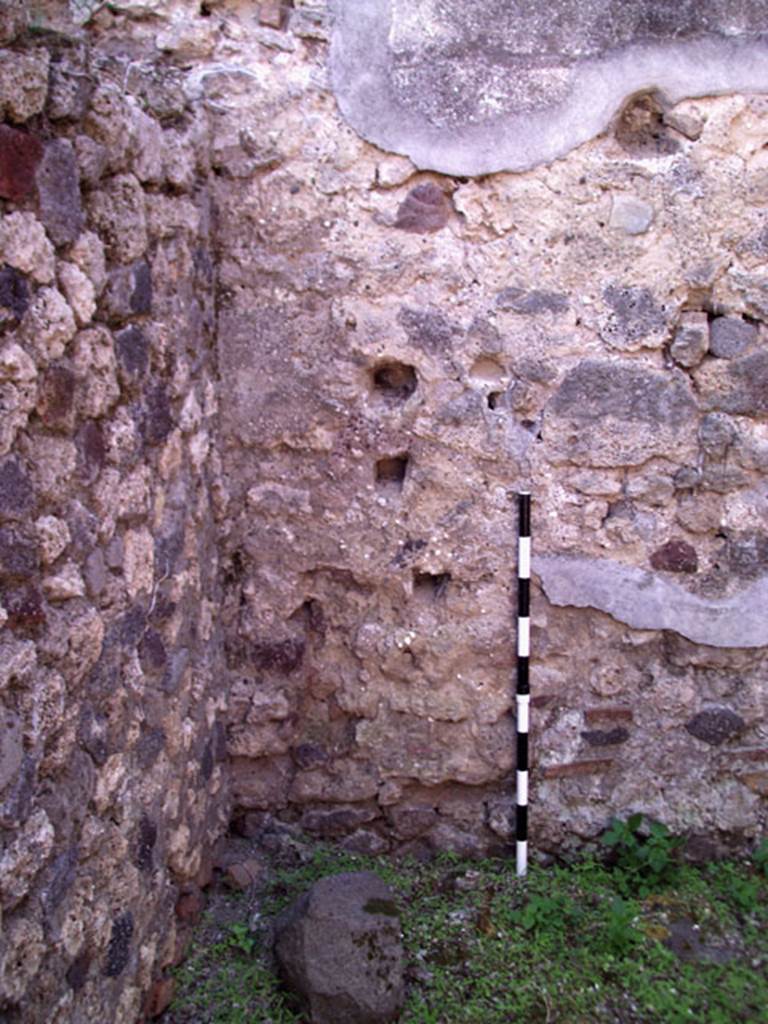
[394, 183, 450, 233]
[685, 708, 745, 746]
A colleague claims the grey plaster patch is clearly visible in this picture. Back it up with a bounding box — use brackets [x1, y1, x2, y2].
[329, 0, 768, 175]
[535, 554, 768, 648]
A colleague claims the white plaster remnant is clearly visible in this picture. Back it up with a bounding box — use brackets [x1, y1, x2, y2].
[536, 554, 768, 648]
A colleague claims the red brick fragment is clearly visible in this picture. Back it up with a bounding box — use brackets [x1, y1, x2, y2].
[584, 706, 634, 726]
[0, 125, 43, 202]
[395, 183, 450, 234]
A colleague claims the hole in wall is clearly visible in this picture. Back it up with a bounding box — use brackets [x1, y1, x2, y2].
[413, 571, 451, 600]
[371, 362, 417, 402]
[375, 454, 409, 490]
[199, 1, 212, 15]
[487, 391, 503, 410]
[469, 356, 505, 384]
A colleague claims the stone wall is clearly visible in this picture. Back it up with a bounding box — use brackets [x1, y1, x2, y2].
[0, 3, 228, 1020]
[1, 0, 768, 1020]
[207, 0, 768, 858]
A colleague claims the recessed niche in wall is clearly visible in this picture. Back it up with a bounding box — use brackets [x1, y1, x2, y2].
[469, 356, 505, 384]
[375, 453, 409, 490]
[413, 571, 451, 600]
[487, 391, 504, 410]
[371, 361, 418, 402]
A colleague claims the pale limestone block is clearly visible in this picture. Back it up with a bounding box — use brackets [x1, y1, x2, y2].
[19, 287, 77, 363]
[72, 326, 120, 418]
[68, 231, 107, 296]
[124, 527, 154, 599]
[0, 342, 37, 383]
[0, 213, 55, 283]
[43, 563, 86, 601]
[23, 435, 76, 500]
[0, 50, 49, 122]
[57, 261, 96, 326]
[35, 515, 71, 564]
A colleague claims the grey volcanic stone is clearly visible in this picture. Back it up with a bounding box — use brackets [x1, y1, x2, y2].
[274, 871, 404, 1024]
[36, 139, 84, 247]
[535, 554, 768, 648]
[544, 359, 697, 467]
[601, 285, 667, 350]
[496, 288, 569, 315]
[685, 708, 745, 746]
[709, 316, 757, 359]
[670, 312, 709, 368]
[329, 0, 768, 174]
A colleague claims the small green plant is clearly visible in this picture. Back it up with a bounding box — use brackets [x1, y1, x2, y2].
[753, 839, 768, 879]
[226, 921, 256, 956]
[603, 896, 641, 955]
[602, 813, 684, 895]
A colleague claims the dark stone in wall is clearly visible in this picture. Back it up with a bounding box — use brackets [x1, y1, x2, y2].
[104, 911, 134, 977]
[135, 727, 166, 770]
[135, 815, 158, 872]
[103, 261, 153, 324]
[723, 530, 768, 579]
[5, 584, 46, 636]
[36, 139, 84, 248]
[41, 846, 79, 918]
[0, 527, 38, 579]
[602, 285, 667, 346]
[0, 125, 43, 202]
[0, 457, 34, 522]
[139, 630, 167, 675]
[0, 265, 30, 322]
[685, 708, 744, 746]
[650, 540, 698, 573]
[496, 288, 569, 315]
[77, 420, 106, 483]
[709, 316, 757, 359]
[66, 951, 91, 992]
[115, 325, 150, 382]
[551, 360, 697, 426]
[142, 385, 173, 446]
[0, 753, 36, 829]
[251, 637, 306, 674]
[397, 306, 459, 353]
[38, 364, 76, 432]
[580, 727, 630, 747]
[394, 183, 450, 233]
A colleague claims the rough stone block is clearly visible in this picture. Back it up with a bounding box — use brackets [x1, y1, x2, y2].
[102, 260, 153, 323]
[601, 285, 667, 350]
[35, 139, 84, 248]
[274, 871, 404, 1024]
[0, 125, 43, 201]
[670, 312, 709, 368]
[496, 287, 569, 314]
[709, 316, 757, 359]
[0, 456, 34, 522]
[394, 183, 450, 233]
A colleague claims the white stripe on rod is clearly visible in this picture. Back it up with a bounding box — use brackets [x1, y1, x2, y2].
[517, 617, 530, 658]
[516, 770, 529, 805]
[516, 840, 528, 878]
[517, 693, 530, 732]
[518, 536, 531, 578]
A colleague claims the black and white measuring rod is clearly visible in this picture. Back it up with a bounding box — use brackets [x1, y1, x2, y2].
[516, 491, 531, 878]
